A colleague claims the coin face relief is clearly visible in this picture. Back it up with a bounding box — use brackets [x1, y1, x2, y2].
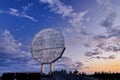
[31, 29, 65, 64]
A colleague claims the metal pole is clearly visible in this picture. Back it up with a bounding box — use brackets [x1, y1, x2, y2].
[41, 64, 44, 74]
[50, 63, 53, 75]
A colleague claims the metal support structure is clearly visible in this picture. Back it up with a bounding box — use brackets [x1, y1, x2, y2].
[50, 63, 53, 75]
[41, 64, 44, 74]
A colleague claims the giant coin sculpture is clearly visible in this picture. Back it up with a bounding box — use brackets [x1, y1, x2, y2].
[31, 28, 65, 74]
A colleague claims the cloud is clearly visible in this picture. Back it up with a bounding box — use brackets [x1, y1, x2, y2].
[21, 12, 37, 22]
[93, 55, 116, 60]
[95, 11, 119, 39]
[85, 36, 119, 60]
[83, 11, 120, 63]
[0, 29, 42, 75]
[0, 8, 37, 22]
[106, 25, 120, 38]
[0, 30, 31, 68]
[91, 11, 120, 54]
[39, 0, 87, 32]
[68, 11, 87, 32]
[27, 56, 84, 72]
[92, 11, 120, 53]
[20, 3, 38, 22]
[74, 61, 83, 70]
[9, 8, 20, 16]
[97, 0, 111, 12]
[40, 0, 74, 17]
[85, 51, 100, 57]
[55, 56, 83, 71]
[22, 3, 34, 12]
[96, 36, 120, 51]
[83, 43, 91, 48]
[0, 30, 22, 54]
[97, 0, 110, 6]
[106, 45, 120, 52]
[0, 10, 6, 14]
[108, 55, 116, 59]
[85, 2, 120, 58]
[101, 12, 117, 29]
[100, 20, 120, 39]
[10, 8, 37, 22]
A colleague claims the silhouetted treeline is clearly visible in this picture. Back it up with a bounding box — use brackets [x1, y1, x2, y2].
[1, 70, 87, 80]
[59, 69, 86, 76]
[59, 70, 120, 80]
[92, 71, 120, 80]
[2, 70, 120, 80]
[54, 69, 87, 80]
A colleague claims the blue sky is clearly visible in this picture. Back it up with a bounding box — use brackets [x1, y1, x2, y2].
[1, 0, 120, 75]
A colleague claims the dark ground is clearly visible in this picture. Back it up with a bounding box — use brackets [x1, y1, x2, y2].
[1, 71, 99, 80]
[2, 71, 120, 80]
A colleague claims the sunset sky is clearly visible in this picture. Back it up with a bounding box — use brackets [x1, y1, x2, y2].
[0, 0, 120, 76]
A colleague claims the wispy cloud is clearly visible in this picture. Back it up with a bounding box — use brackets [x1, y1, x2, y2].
[39, 0, 87, 32]
[22, 3, 34, 12]
[0, 8, 37, 22]
[21, 12, 37, 22]
[97, 0, 111, 12]
[85, 51, 100, 57]
[92, 13, 120, 52]
[68, 11, 87, 32]
[55, 56, 83, 71]
[101, 12, 117, 30]
[9, 8, 20, 16]
[104, 45, 120, 52]
[40, 0, 74, 17]
[92, 55, 116, 60]
[97, 0, 110, 6]
[94, 37, 120, 52]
